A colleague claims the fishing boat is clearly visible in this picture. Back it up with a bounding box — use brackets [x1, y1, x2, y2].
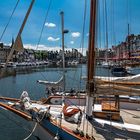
[0, 0, 140, 140]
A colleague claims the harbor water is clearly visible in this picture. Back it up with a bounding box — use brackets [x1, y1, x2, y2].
[0, 64, 121, 140]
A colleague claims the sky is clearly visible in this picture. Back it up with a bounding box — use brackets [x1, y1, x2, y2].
[0, 0, 140, 54]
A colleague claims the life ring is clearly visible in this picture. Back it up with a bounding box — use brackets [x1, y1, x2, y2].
[63, 104, 81, 117]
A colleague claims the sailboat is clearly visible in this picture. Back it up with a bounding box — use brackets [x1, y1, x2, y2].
[37, 11, 67, 96]
[0, 0, 140, 140]
[37, 12, 79, 97]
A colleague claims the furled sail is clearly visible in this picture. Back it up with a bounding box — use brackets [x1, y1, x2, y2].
[95, 74, 140, 82]
[82, 74, 140, 83]
[82, 74, 140, 95]
[37, 76, 64, 87]
[14, 35, 24, 52]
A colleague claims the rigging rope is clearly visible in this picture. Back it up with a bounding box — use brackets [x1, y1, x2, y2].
[79, 0, 87, 93]
[67, 0, 87, 97]
[97, 0, 101, 49]
[62, 0, 88, 92]
[23, 122, 38, 140]
[36, 0, 52, 50]
[111, 0, 116, 46]
[35, 0, 88, 92]
[0, 0, 20, 42]
[35, 0, 53, 87]
[16, 0, 53, 96]
[104, 0, 109, 61]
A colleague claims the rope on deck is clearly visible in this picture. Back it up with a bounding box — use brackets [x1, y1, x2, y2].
[23, 122, 38, 140]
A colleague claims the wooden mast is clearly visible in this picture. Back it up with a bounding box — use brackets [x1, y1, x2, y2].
[86, 0, 97, 117]
[5, 0, 35, 66]
[0, 0, 34, 78]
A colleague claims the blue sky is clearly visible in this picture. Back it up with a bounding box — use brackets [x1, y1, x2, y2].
[0, 0, 140, 52]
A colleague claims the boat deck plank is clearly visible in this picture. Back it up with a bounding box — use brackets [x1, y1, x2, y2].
[49, 105, 140, 140]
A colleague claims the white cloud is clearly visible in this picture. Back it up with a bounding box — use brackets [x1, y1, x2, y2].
[45, 22, 56, 28]
[47, 37, 60, 42]
[86, 33, 89, 36]
[70, 41, 74, 44]
[23, 44, 87, 56]
[77, 48, 87, 56]
[24, 44, 60, 51]
[71, 32, 80, 38]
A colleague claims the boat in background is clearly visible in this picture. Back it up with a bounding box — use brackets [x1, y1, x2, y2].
[111, 66, 127, 77]
[101, 61, 113, 68]
[70, 60, 79, 66]
[126, 66, 140, 75]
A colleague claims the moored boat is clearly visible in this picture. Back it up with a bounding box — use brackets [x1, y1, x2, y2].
[111, 66, 127, 77]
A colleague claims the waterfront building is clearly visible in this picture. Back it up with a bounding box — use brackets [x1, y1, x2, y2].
[0, 43, 11, 63]
[112, 34, 140, 60]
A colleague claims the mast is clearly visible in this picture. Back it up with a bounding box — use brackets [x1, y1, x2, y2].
[127, 23, 130, 59]
[104, 0, 108, 63]
[60, 11, 69, 92]
[86, 0, 97, 117]
[60, 11, 65, 92]
[5, 0, 35, 66]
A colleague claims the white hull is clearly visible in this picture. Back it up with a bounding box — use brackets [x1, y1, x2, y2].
[47, 96, 140, 110]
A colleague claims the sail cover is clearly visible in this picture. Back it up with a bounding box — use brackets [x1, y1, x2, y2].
[82, 74, 140, 95]
[82, 74, 140, 82]
[37, 76, 64, 87]
[95, 74, 140, 82]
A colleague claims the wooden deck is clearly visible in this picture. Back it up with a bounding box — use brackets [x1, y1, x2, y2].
[49, 105, 140, 140]
[93, 102, 120, 121]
